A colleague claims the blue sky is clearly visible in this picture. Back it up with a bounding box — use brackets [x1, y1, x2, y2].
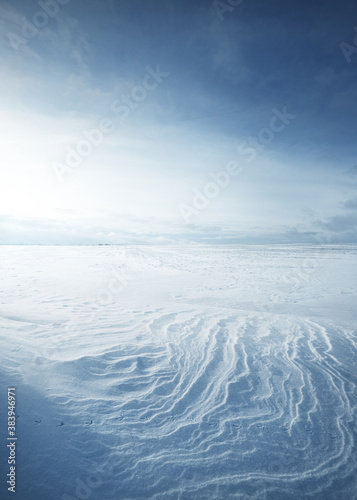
[0, 0, 357, 244]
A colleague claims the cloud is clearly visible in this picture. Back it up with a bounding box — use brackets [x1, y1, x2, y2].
[347, 165, 357, 178]
[315, 213, 357, 233]
[0, 4, 42, 60]
[342, 197, 357, 210]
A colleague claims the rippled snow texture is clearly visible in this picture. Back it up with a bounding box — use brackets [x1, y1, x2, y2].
[0, 245, 356, 499]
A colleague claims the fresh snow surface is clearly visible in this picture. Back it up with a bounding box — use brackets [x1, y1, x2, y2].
[0, 245, 357, 500]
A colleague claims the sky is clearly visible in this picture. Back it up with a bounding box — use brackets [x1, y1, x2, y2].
[0, 0, 357, 244]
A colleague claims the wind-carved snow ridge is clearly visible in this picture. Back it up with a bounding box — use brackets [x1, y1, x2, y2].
[0, 245, 356, 499]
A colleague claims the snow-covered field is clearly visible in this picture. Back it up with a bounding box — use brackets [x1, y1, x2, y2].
[1, 245, 357, 500]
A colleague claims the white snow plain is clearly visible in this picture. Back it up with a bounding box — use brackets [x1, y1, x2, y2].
[0, 245, 356, 500]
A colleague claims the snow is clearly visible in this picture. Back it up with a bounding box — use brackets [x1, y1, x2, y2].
[0, 245, 356, 499]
